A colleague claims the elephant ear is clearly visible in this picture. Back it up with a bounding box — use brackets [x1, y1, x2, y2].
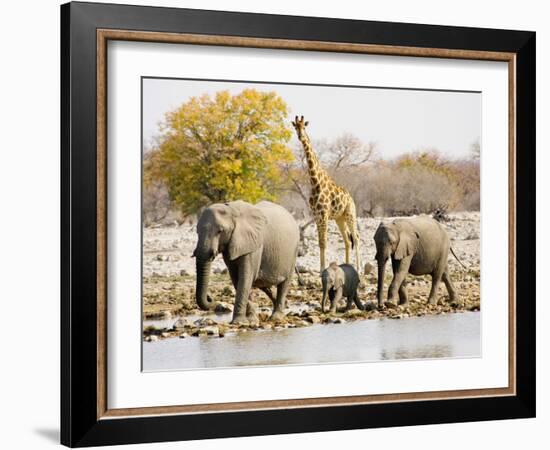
[395, 229, 419, 260]
[374, 223, 387, 260]
[227, 201, 267, 260]
[327, 262, 344, 289]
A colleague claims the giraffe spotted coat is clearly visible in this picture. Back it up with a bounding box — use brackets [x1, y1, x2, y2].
[292, 115, 361, 272]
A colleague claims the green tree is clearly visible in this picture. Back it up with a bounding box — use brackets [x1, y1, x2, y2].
[146, 89, 294, 215]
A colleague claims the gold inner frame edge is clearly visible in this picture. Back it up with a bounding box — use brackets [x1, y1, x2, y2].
[96, 29, 517, 420]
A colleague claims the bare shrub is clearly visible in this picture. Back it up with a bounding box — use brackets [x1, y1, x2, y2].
[142, 182, 189, 227]
[356, 165, 460, 216]
[278, 189, 311, 220]
[316, 134, 377, 171]
[432, 205, 450, 222]
[461, 191, 480, 211]
[278, 147, 478, 218]
[143, 182, 171, 226]
[451, 159, 480, 210]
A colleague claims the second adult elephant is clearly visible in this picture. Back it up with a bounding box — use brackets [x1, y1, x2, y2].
[374, 217, 460, 308]
[193, 200, 300, 324]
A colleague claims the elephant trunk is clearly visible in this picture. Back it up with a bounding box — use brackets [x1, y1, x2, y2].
[195, 257, 216, 311]
[377, 258, 387, 308]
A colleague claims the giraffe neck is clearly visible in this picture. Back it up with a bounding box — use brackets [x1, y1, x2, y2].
[298, 134, 327, 190]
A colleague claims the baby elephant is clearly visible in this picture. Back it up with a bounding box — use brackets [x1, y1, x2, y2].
[321, 262, 363, 313]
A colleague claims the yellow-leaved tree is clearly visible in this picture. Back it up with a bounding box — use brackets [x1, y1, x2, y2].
[145, 89, 294, 215]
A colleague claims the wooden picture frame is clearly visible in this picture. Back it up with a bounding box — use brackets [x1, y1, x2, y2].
[61, 1, 535, 447]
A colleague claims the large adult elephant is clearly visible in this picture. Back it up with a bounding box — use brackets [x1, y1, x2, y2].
[374, 217, 462, 308]
[193, 200, 300, 324]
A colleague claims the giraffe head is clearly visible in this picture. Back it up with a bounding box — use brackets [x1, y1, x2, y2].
[291, 115, 309, 139]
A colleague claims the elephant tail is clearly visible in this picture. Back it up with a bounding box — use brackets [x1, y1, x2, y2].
[450, 246, 468, 270]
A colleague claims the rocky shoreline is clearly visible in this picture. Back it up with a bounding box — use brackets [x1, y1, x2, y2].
[143, 270, 480, 342]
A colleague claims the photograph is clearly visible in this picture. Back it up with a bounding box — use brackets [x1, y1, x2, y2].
[141, 78, 482, 371]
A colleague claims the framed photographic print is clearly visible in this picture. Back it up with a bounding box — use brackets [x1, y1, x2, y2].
[61, 1, 536, 447]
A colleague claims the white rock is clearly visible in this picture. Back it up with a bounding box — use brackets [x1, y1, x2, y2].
[193, 317, 218, 327]
[214, 302, 233, 313]
[172, 317, 193, 330]
[203, 326, 219, 336]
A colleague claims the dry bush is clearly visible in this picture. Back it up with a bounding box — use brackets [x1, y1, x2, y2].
[461, 191, 480, 211]
[451, 159, 480, 210]
[316, 134, 377, 171]
[351, 165, 460, 216]
[278, 189, 311, 220]
[143, 182, 171, 226]
[279, 153, 479, 218]
[280, 163, 464, 218]
[142, 182, 188, 227]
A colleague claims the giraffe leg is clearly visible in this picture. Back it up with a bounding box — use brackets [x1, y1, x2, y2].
[351, 222, 361, 271]
[338, 199, 361, 270]
[344, 212, 361, 270]
[316, 217, 328, 272]
[336, 219, 351, 265]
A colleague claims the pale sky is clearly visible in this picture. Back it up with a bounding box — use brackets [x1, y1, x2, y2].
[142, 77, 480, 159]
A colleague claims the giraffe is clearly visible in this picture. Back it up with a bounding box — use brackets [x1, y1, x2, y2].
[291, 115, 361, 272]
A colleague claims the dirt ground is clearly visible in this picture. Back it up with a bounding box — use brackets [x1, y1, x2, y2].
[143, 212, 480, 340]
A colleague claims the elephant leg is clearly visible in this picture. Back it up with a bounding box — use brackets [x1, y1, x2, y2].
[428, 271, 443, 305]
[327, 289, 336, 313]
[316, 216, 329, 272]
[271, 278, 291, 321]
[225, 263, 241, 310]
[442, 270, 459, 303]
[345, 292, 362, 311]
[398, 279, 409, 305]
[231, 257, 255, 325]
[226, 263, 239, 290]
[260, 287, 275, 303]
[246, 298, 259, 327]
[345, 296, 353, 311]
[336, 219, 351, 265]
[388, 258, 411, 304]
[331, 287, 343, 313]
[353, 291, 365, 310]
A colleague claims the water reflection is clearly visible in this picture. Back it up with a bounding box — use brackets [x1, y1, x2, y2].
[380, 345, 451, 360]
[143, 312, 480, 371]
